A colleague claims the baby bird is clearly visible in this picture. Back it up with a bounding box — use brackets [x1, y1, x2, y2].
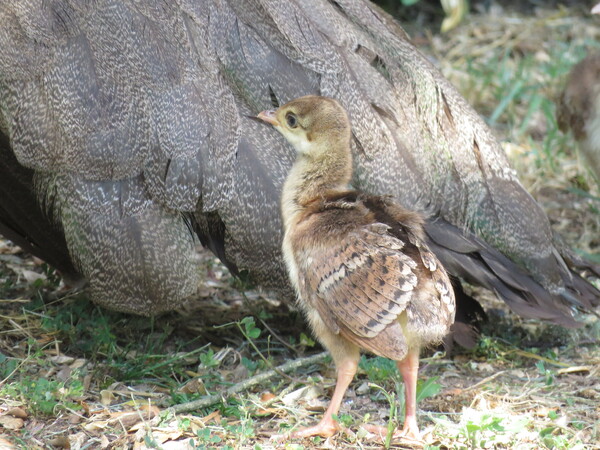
[555, 3, 600, 181]
[258, 96, 455, 440]
[557, 51, 600, 182]
[557, 2, 600, 183]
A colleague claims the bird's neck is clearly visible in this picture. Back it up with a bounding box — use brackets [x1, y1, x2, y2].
[281, 143, 353, 230]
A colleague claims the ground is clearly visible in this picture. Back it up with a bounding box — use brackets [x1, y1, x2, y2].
[1, 2, 599, 449]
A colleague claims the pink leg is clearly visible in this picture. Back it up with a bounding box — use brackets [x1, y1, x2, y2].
[396, 349, 420, 439]
[288, 357, 358, 439]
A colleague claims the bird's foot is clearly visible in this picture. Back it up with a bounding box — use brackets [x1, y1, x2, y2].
[398, 416, 421, 440]
[361, 422, 423, 444]
[270, 418, 341, 442]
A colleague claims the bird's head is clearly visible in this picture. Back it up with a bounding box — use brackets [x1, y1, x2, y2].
[258, 95, 351, 158]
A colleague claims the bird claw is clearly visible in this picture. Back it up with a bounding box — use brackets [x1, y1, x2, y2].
[361, 423, 424, 445]
[270, 419, 341, 442]
[269, 432, 289, 443]
[398, 416, 421, 441]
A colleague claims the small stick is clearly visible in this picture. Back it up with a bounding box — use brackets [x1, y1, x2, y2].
[463, 370, 507, 392]
[169, 352, 329, 414]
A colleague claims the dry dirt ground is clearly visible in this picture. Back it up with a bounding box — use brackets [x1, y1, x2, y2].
[1, 2, 599, 449]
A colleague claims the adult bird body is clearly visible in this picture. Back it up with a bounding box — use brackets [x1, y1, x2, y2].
[0, 0, 597, 330]
[259, 96, 455, 439]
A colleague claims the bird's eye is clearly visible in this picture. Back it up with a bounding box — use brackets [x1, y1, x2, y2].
[286, 112, 298, 128]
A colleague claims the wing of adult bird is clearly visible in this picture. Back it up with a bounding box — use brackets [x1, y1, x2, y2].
[0, 0, 597, 322]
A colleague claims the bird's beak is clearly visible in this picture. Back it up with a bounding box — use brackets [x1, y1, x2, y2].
[593, 3, 600, 14]
[257, 109, 280, 126]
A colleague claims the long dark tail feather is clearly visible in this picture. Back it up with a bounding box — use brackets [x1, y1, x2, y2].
[0, 132, 81, 285]
[444, 277, 487, 353]
[425, 218, 600, 329]
[193, 210, 240, 277]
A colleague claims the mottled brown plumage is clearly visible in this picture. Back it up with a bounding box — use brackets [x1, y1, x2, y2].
[260, 95, 455, 440]
[557, 51, 600, 181]
[0, 0, 597, 332]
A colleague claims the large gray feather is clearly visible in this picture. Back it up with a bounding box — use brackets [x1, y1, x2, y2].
[0, 0, 597, 321]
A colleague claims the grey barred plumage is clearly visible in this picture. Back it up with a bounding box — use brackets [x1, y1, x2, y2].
[0, 0, 597, 327]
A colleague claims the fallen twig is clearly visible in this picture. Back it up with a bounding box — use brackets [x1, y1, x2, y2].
[168, 351, 329, 414]
[463, 370, 507, 392]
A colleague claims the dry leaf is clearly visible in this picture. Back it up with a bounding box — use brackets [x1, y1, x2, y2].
[70, 359, 87, 370]
[534, 407, 553, 417]
[256, 393, 280, 414]
[305, 397, 328, 412]
[110, 412, 145, 429]
[443, 388, 463, 396]
[68, 414, 84, 425]
[83, 420, 109, 432]
[152, 430, 184, 444]
[83, 374, 93, 392]
[76, 400, 91, 416]
[5, 408, 27, 419]
[255, 407, 280, 416]
[0, 437, 18, 449]
[179, 378, 206, 395]
[260, 392, 276, 403]
[21, 269, 46, 284]
[57, 366, 72, 382]
[0, 416, 23, 430]
[37, 334, 57, 345]
[161, 440, 195, 449]
[100, 390, 116, 406]
[49, 355, 76, 365]
[199, 410, 220, 425]
[100, 435, 111, 449]
[474, 362, 495, 373]
[0, 240, 21, 254]
[355, 381, 370, 395]
[185, 411, 221, 434]
[282, 385, 323, 407]
[577, 389, 598, 399]
[108, 405, 160, 429]
[557, 366, 592, 375]
[48, 436, 70, 449]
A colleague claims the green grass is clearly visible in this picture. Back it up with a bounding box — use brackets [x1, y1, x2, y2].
[440, 16, 600, 186]
[1, 279, 598, 448]
[0, 342, 85, 417]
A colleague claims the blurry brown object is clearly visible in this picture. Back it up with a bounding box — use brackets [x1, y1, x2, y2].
[557, 49, 600, 181]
